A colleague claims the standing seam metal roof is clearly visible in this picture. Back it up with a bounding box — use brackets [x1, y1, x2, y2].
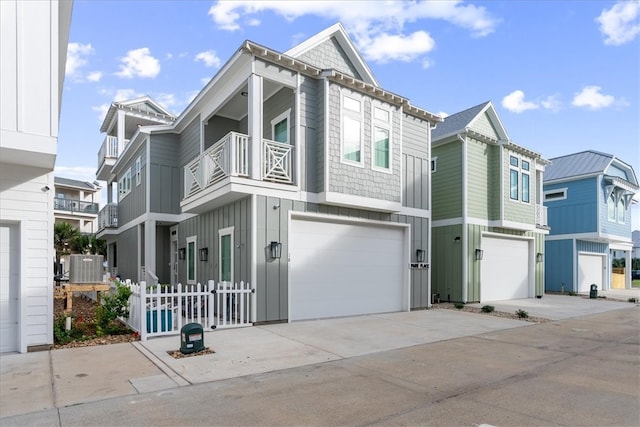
[544, 150, 614, 181]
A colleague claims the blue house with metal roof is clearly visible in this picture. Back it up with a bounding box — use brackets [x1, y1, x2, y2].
[543, 150, 638, 293]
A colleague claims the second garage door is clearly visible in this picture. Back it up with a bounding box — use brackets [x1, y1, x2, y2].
[578, 253, 605, 293]
[289, 218, 408, 321]
[481, 236, 531, 302]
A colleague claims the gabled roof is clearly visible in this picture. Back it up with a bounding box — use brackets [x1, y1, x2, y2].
[544, 150, 639, 186]
[285, 22, 379, 87]
[100, 96, 176, 133]
[431, 101, 509, 143]
[54, 176, 100, 191]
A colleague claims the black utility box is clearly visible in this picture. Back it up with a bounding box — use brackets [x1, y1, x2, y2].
[180, 323, 204, 354]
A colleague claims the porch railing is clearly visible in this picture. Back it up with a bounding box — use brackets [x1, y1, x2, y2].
[120, 280, 254, 340]
[535, 204, 548, 227]
[184, 131, 294, 198]
[54, 197, 99, 214]
[97, 135, 129, 168]
[97, 203, 118, 230]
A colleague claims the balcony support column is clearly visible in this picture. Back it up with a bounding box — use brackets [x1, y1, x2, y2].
[248, 74, 263, 180]
[117, 109, 126, 153]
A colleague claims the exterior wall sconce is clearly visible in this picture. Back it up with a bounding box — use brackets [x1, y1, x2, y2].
[416, 249, 425, 263]
[270, 241, 282, 259]
[179, 248, 186, 260]
[454, 236, 461, 243]
[536, 252, 543, 263]
[199, 247, 208, 262]
[475, 249, 484, 261]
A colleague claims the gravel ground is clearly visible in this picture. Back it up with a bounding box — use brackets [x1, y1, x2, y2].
[432, 302, 550, 323]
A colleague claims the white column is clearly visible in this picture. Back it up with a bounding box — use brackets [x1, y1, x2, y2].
[248, 74, 263, 180]
[117, 109, 126, 153]
[145, 219, 156, 284]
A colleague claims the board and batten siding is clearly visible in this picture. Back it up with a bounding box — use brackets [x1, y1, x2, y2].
[204, 116, 241, 151]
[262, 87, 295, 142]
[544, 239, 574, 292]
[116, 144, 147, 226]
[149, 133, 181, 215]
[431, 140, 463, 221]
[431, 224, 464, 302]
[545, 177, 598, 235]
[178, 197, 252, 289]
[402, 113, 430, 210]
[116, 226, 139, 283]
[299, 75, 319, 193]
[0, 164, 54, 350]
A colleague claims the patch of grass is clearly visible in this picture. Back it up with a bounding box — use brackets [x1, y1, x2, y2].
[567, 291, 577, 296]
[481, 305, 495, 313]
[454, 302, 465, 309]
[515, 309, 529, 319]
[632, 280, 640, 288]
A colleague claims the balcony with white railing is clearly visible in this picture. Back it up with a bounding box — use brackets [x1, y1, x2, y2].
[97, 203, 118, 232]
[536, 204, 549, 229]
[184, 131, 295, 202]
[97, 136, 130, 180]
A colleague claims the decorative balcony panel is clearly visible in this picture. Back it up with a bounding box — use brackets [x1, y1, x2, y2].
[263, 139, 293, 183]
[536, 204, 548, 228]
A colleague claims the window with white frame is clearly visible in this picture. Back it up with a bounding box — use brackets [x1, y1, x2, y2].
[134, 156, 141, 186]
[608, 190, 627, 224]
[341, 93, 363, 164]
[617, 198, 625, 223]
[218, 227, 234, 283]
[372, 105, 391, 171]
[509, 156, 519, 200]
[608, 193, 616, 221]
[186, 236, 197, 284]
[522, 160, 530, 203]
[271, 109, 290, 144]
[118, 169, 131, 200]
[509, 155, 531, 203]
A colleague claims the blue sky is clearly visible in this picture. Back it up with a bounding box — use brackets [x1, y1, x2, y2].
[57, 0, 640, 228]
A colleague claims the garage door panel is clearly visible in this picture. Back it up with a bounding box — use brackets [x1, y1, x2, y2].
[481, 236, 530, 302]
[578, 254, 604, 293]
[290, 219, 405, 321]
[1, 224, 19, 353]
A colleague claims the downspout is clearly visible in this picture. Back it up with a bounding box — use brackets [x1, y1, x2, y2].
[458, 133, 468, 303]
[322, 71, 331, 194]
[427, 121, 435, 307]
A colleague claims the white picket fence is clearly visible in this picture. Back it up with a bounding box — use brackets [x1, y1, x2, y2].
[119, 280, 254, 340]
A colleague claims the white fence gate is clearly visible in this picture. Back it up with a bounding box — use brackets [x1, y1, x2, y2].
[120, 280, 254, 340]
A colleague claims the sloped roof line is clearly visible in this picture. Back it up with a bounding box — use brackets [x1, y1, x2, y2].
[432, 101, 509, 142]
[284, 22, 379, 87]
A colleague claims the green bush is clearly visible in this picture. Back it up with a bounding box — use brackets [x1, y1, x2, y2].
[481, 305, 495, 313]
[515, 309, 529, 319]
[96, 280, 132, 336]
[454, 303, 464, 309]
[567, 291, 577, 296]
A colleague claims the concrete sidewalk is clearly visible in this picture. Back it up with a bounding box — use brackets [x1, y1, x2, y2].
[1, 294, 637, 421]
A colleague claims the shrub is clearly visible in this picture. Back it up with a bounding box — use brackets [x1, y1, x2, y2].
[515, 309, 529, 319]
[96, 280, 132, 336]
[454, 302, 465, 309]
[628, 297, 638, 303]
[567, 291, 577, 296]
[481, 305, 495, 313]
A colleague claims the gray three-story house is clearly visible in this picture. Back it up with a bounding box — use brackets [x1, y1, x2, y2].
[96, 23, 442, 323]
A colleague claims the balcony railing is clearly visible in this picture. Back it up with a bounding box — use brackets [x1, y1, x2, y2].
[184, 131, 295, 198]
[97, 135, 130, 169]
[54, 197, 99, 214]
[97, 203, 118, 231]
[535, 204, 548, 228]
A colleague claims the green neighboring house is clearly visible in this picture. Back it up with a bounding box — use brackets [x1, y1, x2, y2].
[431, 102, 550, 303]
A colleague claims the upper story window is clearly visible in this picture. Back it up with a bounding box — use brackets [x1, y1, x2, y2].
[271, 109, 291, 144]
[617, 198, 625, 223]
[608, 191, 626, 224]
[544, 188, 567, 201]
[341, 93, 363, 165]
[118, 168, 131, 200]
[134, 156, 141, 186]
[372, 105, 392, 172]
[509, 155, 530, 204]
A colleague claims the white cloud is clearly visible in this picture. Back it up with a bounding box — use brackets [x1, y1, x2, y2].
[115, 48, 160, 79]
[207, 1, 499, 63]
[86, 71, 102, 82]
[502, 90, 539, 113]
[572, 86, 616, 110]
[66, 42, 95, 79]
[360, 31, 435, 63]
[92, 104, 110, 123]
[596, 1, 640, 45]
[195, 50, 222, 68]
[421, 58, 435, 70]
[540, 94, 562, 112]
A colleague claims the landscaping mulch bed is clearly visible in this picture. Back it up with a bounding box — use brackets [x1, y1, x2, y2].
[432, 302, 550, 323]
[167, 348, 215, 359]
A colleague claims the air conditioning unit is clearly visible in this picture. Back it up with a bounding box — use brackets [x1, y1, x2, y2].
[69, 254, 104, 283]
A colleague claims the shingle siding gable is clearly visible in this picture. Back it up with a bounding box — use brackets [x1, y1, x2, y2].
[296, 38, 362, 80]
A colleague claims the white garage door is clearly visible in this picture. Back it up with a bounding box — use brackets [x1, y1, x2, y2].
[0, 224, 19, 353]
[481, 236, 530, 302]
[578, 254, 605, 293]
[289, 218, 407, 321]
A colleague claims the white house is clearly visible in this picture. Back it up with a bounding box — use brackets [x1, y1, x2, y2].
[0, 0, 73, 353]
